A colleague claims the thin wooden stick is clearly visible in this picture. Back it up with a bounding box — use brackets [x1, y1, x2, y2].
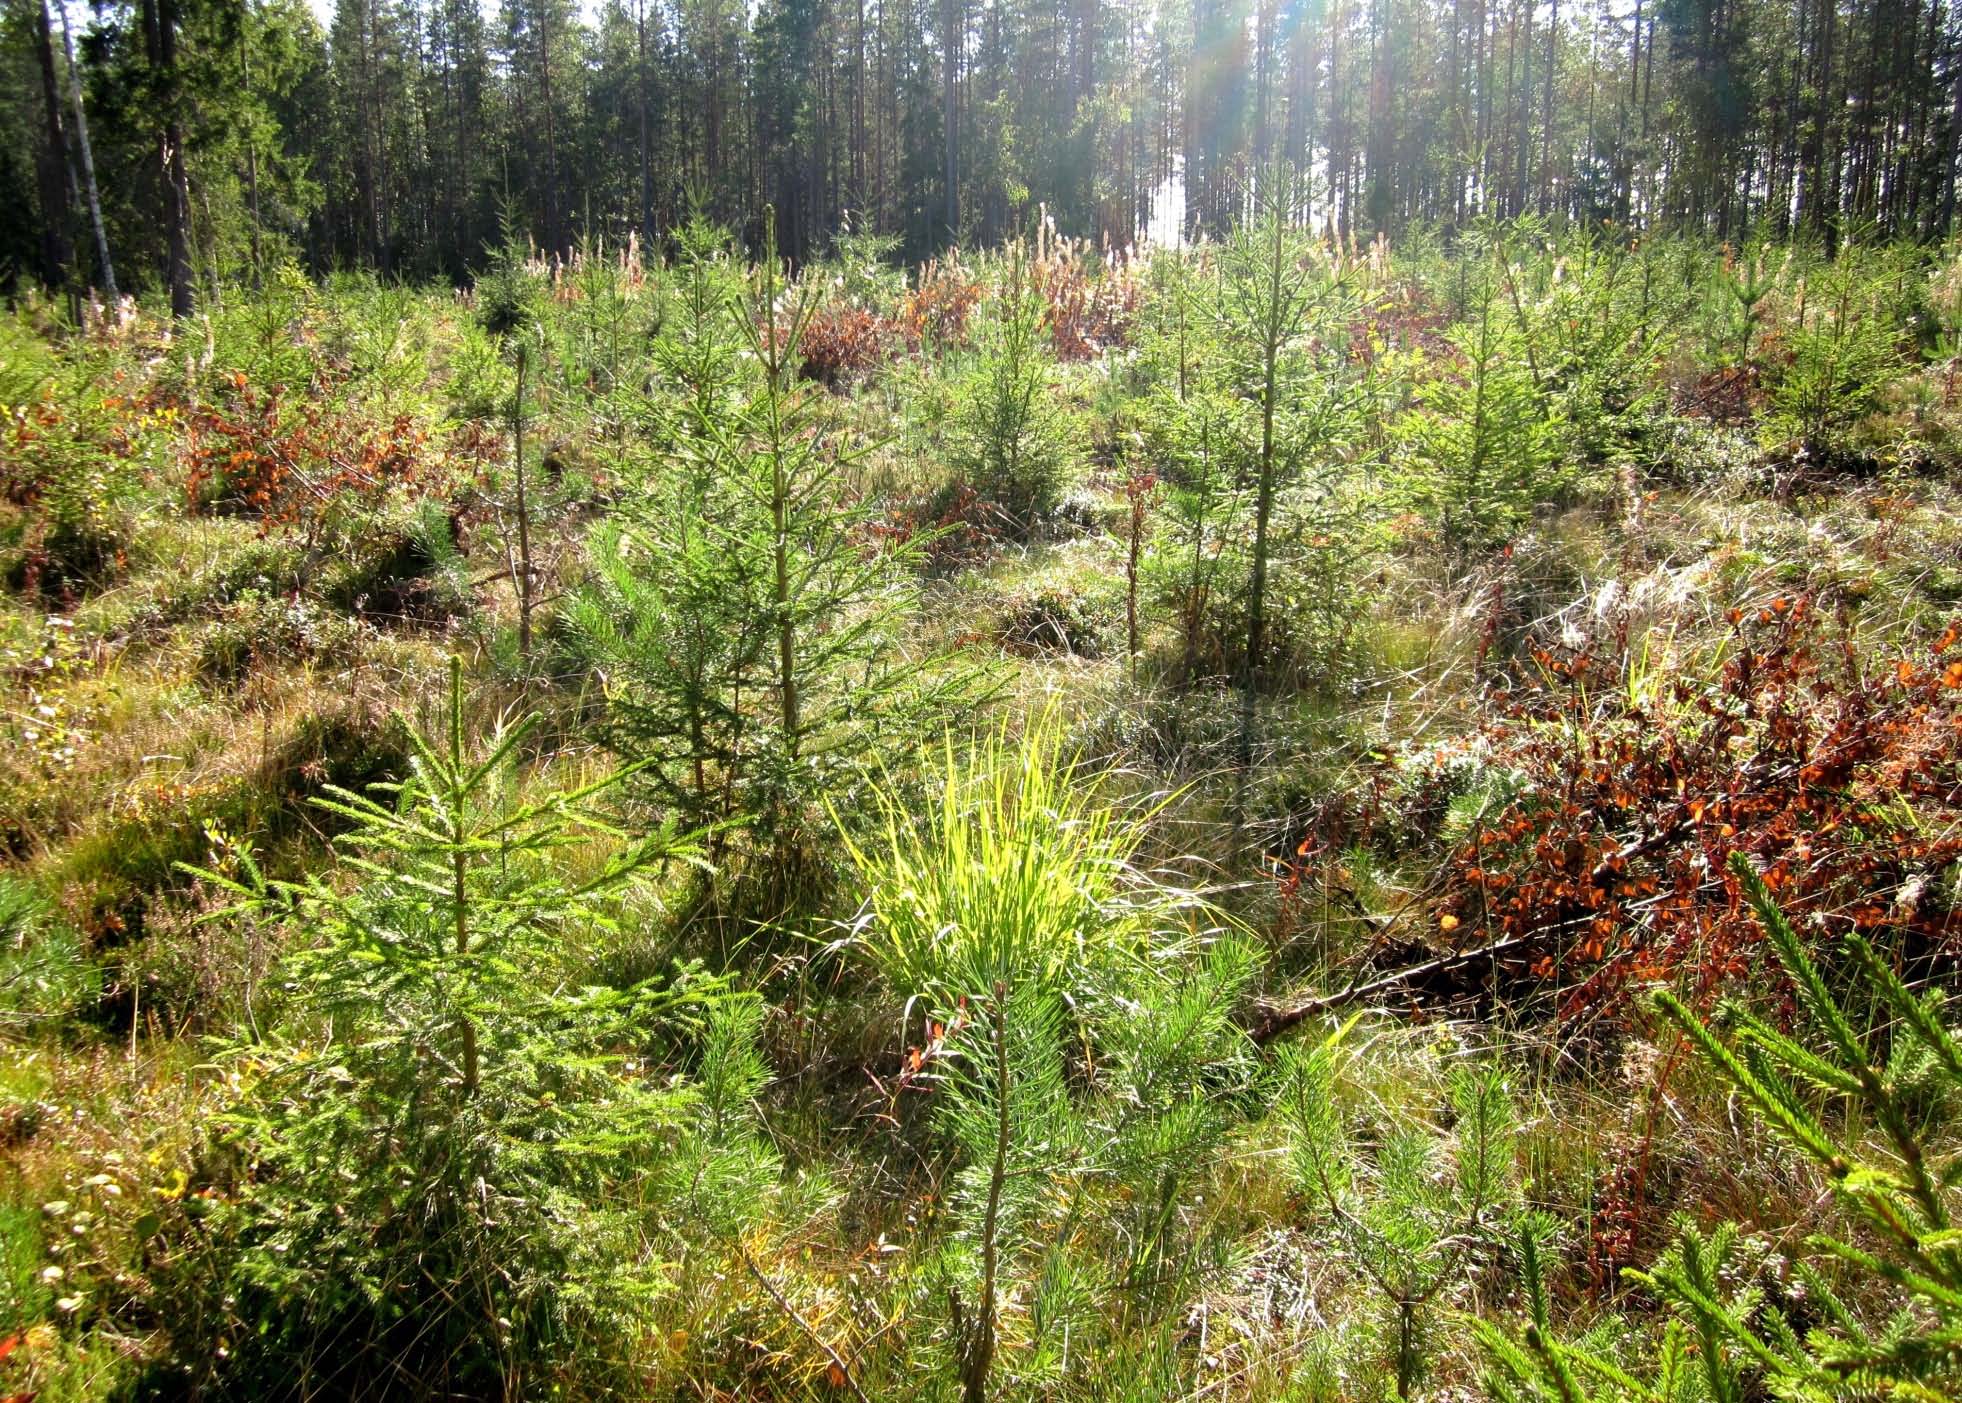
[1248, 935, 1534, 1045]
[737, 1242, 873, 1403]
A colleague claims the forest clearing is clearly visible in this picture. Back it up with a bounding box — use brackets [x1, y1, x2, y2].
[3, 0, 1962, 1398]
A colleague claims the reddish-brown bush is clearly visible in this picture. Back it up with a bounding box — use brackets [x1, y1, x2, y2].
[1445, 600, 1962, 1020]
[799, 304, 898, 387]
[1031, 217, 1142, 361]
[1281, 600, 1962, 1026]
[183, 373, 430, 547]
[899, 256, 984, 349]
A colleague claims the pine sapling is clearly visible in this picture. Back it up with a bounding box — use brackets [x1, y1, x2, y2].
[1283, 1026, 1521, 1399]
[173, 657, 719, 1396]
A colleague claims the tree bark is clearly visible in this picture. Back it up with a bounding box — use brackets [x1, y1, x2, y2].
[31, 0, 75, 289]
[942, 0, 960, 238]
[58, 0, 114, 298]
[539, 0, 562, 255]
[1539, 0, 1556, 212]
[1945, 4, 1962, 230]
[513, 342, 534, 661]
[1239, 204, 1286, 792]
[638, 0, 653, 245]
[241, 16, 262, 282]
[142, 0, 194, 317]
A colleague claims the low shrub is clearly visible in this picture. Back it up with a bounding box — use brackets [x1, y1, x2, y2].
[193, 593, 363, 687]
[999, 584, 1116, 658]
[155, 661, 735, 1398]
[1354, 600, 1962, 1026]
[800, 302, 898, 387]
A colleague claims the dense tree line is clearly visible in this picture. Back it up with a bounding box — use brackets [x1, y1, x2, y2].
[5, 0, 1962, 297]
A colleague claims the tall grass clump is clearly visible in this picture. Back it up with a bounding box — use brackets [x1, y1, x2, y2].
[0, 877, 96, 1029]
[840, 716, 1188, 1001]
[839, 718, 1250, 1402]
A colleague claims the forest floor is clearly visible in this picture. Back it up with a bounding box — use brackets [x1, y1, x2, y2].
[1, 227, 1960, 1401]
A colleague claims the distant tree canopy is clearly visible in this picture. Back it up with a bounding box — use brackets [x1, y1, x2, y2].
[4, 0, 1962, 296]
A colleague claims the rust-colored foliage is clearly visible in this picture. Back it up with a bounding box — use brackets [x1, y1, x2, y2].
[892, 228, 1139, 361]
[899, 255, 984, 349]
[1349, 283, 1455, 368]
[1678, 362, 1766, 423]
[1438, 600, 1962, 1020]
[800, 303, 898, 387]
[1, 380, 159, 509]
[2, 396, 72, 506]
[872, 481, 1003, 569]
[1275, 600, 1962, 1027]
[182, 372, 429, 545]
[1029, 217, 1142, 361]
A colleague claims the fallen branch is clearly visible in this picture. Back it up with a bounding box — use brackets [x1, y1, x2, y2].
[1247, 935, 1534, 1045]
[737, 1241, 872, 1403]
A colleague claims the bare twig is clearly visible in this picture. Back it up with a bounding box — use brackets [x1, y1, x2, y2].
[1248, 935, 1534, 1045]
[736, 1241, 872, 1403]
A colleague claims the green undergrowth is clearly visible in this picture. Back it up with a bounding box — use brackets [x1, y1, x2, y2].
[1, 220, 1960, 1400]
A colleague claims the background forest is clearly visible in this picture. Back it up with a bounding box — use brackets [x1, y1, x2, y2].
[5, 0, 1962, 289]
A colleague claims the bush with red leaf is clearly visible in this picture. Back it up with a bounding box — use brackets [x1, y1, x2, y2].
[3, 377, 166, 594]
[182, 372, 430, 550]
[900, 255, 984, 349]
[799, 303, 898, 387]
[1028, 214, 1143, 361]
[1274, 600, 1962, 1033]
[872, 480, 1005, 571]
[1422, 600, 1962, 1022]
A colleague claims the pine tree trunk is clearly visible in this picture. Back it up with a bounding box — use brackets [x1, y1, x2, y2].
[59, 0, 114, 298]
[454, 841, 478, 1095]
[1515, 0, 1531, 215]
[540, 1, 561, 256]
[241, 23, 263, 283]
[1945, 15, 1962, 229]
[1255, 0, 1274, 164]
[1540, 0, 1556, 213]
[1621, 0, 1640, 220]
[854, 0, 867, 208]
[1239, 207, 1286, 788]
[943, 0, 960, 237]
[142, 0, 194, 317]
[638, 0, 653, 245]
[513, 344, 534, 661]
[357, 2, 385, 272]
[31, 0, 74, 289]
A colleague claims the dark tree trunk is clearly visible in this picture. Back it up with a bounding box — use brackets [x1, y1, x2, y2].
[241, 20, 262, 281]
[942, 0, 959, 237]
[142, 0, 195, 317]
[1540, 0, 1556, 212]
[59, 0, 115, 297]
[1945, 8, 1962, 230]
[31, 0, 74, 288]
[1515, 0, 1531, 215]
[638, 0, 653, 244]
[540, 0, 561, 255]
